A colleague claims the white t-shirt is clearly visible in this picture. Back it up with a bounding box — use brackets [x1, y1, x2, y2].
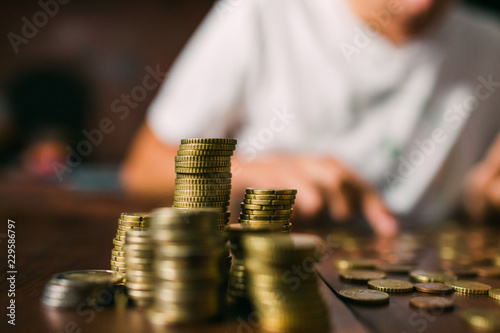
[148, 0, 500, 225]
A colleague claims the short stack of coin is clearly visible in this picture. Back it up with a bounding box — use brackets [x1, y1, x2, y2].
[239, 188, 297, 232]
[147, 208, 226, 325]
[224, 223, 283, 304]
[41, 270, 124, 308]
[242, 234, 330, 332]
[110, 212, 151, 274]
[124, 230, 155, 307]
[173, 138, 237, 232]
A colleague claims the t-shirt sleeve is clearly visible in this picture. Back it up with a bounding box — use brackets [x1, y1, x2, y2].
[147, 1, 258, 145]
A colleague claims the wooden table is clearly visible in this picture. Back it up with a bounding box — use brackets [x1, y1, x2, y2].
[1, 181, 498, 333]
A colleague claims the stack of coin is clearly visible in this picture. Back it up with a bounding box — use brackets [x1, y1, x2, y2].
[239, 188, 297, 232]
[224, 223, 283, 304]
[41, 270, 124, 308]
[173, 138, 237, 232]
[147, 208, 226, 325]
[110, 212, 151, 274]
[242, 234, 330, 332]
[124, 230, 155, 307]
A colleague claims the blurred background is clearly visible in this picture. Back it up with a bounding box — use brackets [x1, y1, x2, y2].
[0, 0, 499, 191]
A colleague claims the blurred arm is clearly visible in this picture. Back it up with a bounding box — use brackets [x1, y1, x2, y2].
[465, 133, 500, 221]
[120, 123, 177, 198]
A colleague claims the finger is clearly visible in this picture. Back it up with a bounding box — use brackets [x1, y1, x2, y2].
[294, 181, 324, 218]
[326, 180, 360, 222]
[362, 192, 399, 237]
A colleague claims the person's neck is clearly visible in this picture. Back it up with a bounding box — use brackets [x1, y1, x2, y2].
[348, 1, 450, 45]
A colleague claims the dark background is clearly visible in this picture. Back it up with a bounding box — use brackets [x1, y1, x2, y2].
[0, 0, 498, 165]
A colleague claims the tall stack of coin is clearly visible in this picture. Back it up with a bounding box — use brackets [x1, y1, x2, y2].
[224, 223, 283, 304]
[42, 270, 124, 308]
[147, 208, 226, 325]
[173, 138, 237, 232]
[242, 234, 330, 332]
[239, 188, 297, 232]
[124, 230, 155, 307]
[110, 212, 151, 274]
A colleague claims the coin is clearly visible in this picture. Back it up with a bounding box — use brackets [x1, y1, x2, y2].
[449, 280, 492, 294]
[461, 309, 500, 331]
[409, 270, 457, 283]
[175, 178, 232, 184]
[180, 138, 237, 145]
[340, 270, 386, 283]
[52, 270, 124, 287]
[245, 194, 296, 200]
[120, 212, 151, 222]
[409, 297, 455, 310]
[338, 288, 389, 304]
[179, 143, 236, 151]
[488, 289, 500, 301]
[246, 188, 297, 195]
[173, 201, 229, 208]
[176, 149, 234, 156]
[174, 195, 230, 202]
[368, 279, 414, 293]
[176, 172, 232, 179]
[414, 283, 453, 294]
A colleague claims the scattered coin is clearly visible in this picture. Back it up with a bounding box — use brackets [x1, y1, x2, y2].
[448, 280, 492, 295]
[488, 289, 500, 301]
[368, 279, 414, 293]
[409, 297, 455, 311]
[414, 283, 453, 294]
[339, 288, 389, 304]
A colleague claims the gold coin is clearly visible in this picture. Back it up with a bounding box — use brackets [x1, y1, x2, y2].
[246, 188, 297, 195]
[175, 155, 232, 162]
[175, 166, 232, 174]
[245, 194, 296, 200]
[173, 201, 229, 208]
[174, 195, 230, 202]
[368, 279, 414, 293]
[409, 297, 455, 310]
[239, 214, 290, 221]
[175, 178, 232, 184]
[461, 309, 500, 331]
[241, 204, 291, 210]
[174, 189, 231, 197]
[178, 143, 236, 151]
[51, 270, 124, 287]
[338, 288, 389, 304]
[175, 184, 231, 191]
[409, 270, 456, 283]
[449, 280, 492, 294]
[176, 172, 232, 179]
[243, 199, 295, 205]
[120, 212, 151, 222]
[180, 138, 237, 145]
[239, 219, 289, 225]
[414, 283, 453, 294]
[340, 270, 386, 282]
[176, 149, 233, 156]
[488, 289, 500, 301]
[175, 161, 231, 168]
